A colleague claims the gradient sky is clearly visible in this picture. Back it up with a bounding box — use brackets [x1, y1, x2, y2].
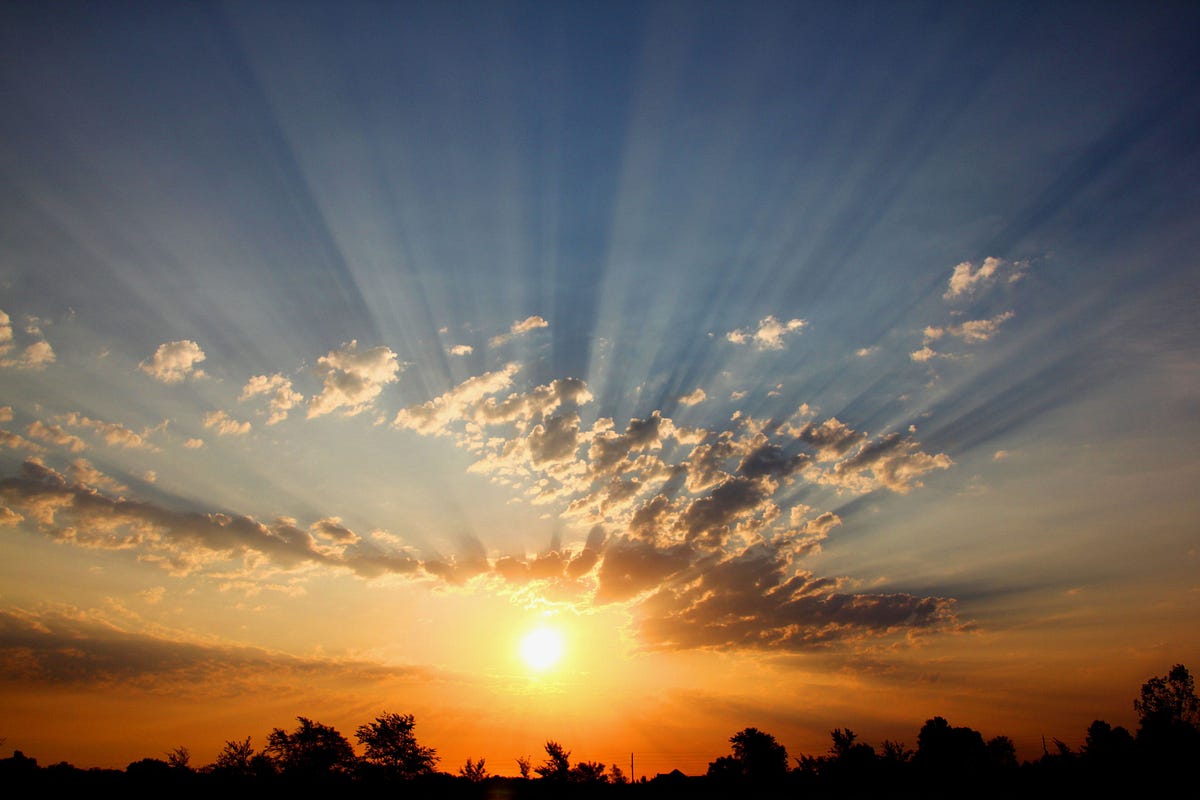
[2, 0, 1198, 775]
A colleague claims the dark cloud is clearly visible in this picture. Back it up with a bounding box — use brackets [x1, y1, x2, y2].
[0, 608, 430, 694]
[594, 537, 694, 604]
[633, 541, 961, 651]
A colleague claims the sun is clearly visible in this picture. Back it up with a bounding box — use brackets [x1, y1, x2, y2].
[519, 626, 565, 671]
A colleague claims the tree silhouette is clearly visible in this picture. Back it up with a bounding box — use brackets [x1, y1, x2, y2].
[459, 757, 488, 781]
[165, 745, 191, 770]
[708, 727, 788, 783]
[213, 736, 255, 775]
[515, 755, 532, 779]
[354, 711, 438, 778]
[1132, 664, 1200, 767]
[535, 740, 571, 781]
[265, 717, 356, 775]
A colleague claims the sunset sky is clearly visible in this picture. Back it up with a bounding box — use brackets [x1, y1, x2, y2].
[2, 0, 1198, 775]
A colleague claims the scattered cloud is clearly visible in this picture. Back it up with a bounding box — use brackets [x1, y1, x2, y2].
[924, 311, 1015, 344]
[856, 346, 878, 357]
[392, 363, 521, 435]
[943, 257, 1024, 300]
[59, 412, 158, 450]
[679, 388, 706, 406]
[203, 410, 251, 437]
[0, 309, 56, 370]
[183, 438, 204, 449]
[240, 373, 302, 424]
[449, 344, 473, 356]
[0, 430, 45, 454]
[26, 420, 87, 452]
[489, 315, 549, 347]
[0, 407, 11, 423]
[140, 340, 206, 383]
[726, 316, 807, 350]
[307, 341, 402, 418]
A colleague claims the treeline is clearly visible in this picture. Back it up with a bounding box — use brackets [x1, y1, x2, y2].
[2, 664, 1197, 798]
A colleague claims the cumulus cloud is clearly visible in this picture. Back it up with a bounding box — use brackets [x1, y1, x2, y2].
[0, 309, 56, 370]
[307, 341, 402, 418]
[183, 438, 204, 449]
[203, 410, 251, 437]
[58, 412, 158, 450]
[140, 340, 206, 383]
[726, 316, 807, 350]
[679, 388, 706, 406]
[449, 344, 473, 356]
[392, 363, 521, 434]
[0, 430, 45, 454]
[924, 311, 1015, 345]
[489, 315, 549, 347]
[943, 257, 1027, 301]
[27, 420, 87, 452]
[240, 373, 302, 424]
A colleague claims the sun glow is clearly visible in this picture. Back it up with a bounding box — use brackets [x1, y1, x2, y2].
[519, 626, 565, 671]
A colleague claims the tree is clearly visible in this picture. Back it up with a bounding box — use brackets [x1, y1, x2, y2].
[265, 717, 356, 775]
[535, 740, 571, 781]
[213, 737, 255, 775]
[708, 727, 788, 783]
[986, 735, 1018, 770]
[165, 745, 191, 770]
[1132, 664, 1200, 764]
[515, 755, 532, 779]
[354, 712, 438, 778]
[459, 757, 488, 781]
[915, 717, 988, 776]
[570, 760, 609, 783]
[1134, 664, 1199, 733]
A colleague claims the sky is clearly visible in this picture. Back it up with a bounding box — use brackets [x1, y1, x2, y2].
[1, 0, 1199, 776]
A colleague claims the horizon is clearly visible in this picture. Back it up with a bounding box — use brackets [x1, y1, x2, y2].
[2, 0, 1198, 775]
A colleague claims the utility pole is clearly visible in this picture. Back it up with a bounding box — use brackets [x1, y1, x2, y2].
[630, 751, 634, 782]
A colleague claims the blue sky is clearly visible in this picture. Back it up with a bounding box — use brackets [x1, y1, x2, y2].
[1, 0, 1198, 770]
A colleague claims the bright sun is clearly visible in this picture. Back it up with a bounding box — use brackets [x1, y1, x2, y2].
[519, 626, 565, 671]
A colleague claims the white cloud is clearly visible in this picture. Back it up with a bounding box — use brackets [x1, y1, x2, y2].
[726, 316, 807, 350]
[59, 412, 157, 450]
[307, 341, 402, 419]
[449, 344, 473, 356]
[183, 438, 205, 449]
[203, 410, 251, 436]
[140, 340, 206, 384]
[392, 363, 521, 435]
[489, 315, 549, 347]
[679, 388, 706, 406]
[240, 374, 302, 425]
[856, 346, 878, 357]
[943, 257, 1024, 300]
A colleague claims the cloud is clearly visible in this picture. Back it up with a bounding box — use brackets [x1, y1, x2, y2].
[943, 257, 1025, 300]
[26, 420, 87, 452]
[0, 429, 45, 454]
[633, 540, 962, 651]
[140, 340, 206, 383]
[0, 459, 420, 581]
[183, 438, 204, 449]
[58, 412, 158, 450]
[489, 315, 549, 347]
[856, 346, 878, 357]
[0, 606, 432, 693]
[449, 344, 473, 356]
[240, 373, 302, 424]
[307, 341, 402, 418]
[392, 363, 521, 434]
[67, 458, 127, 493]
[726, 316, 807, 350]
[0, 407, 11, 423]
[679, 388, 706, 406]
[203, 410, 251, 437]
[924, 311, 1015, 345]
[0, 309, 56, 370]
